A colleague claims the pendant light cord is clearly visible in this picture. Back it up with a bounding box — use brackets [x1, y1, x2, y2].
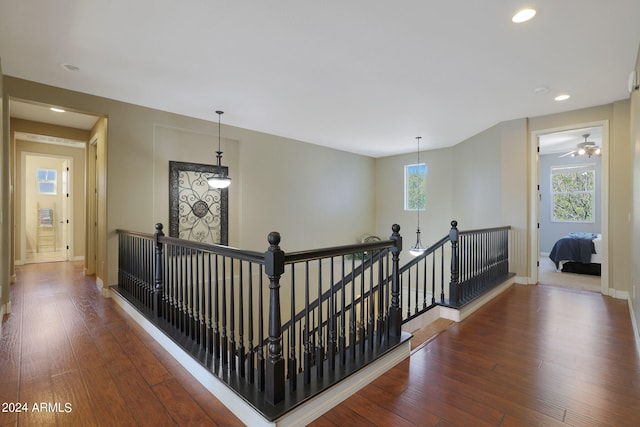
[216, 110, 224, 173]
[415, 136, 422, 229]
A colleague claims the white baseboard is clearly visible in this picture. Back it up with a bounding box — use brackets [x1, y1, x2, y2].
[628, 297, 640, 351]
[278, 340, 410, 427]
[0, 302, 10, 335]
[609, 289, 629, 300]
[515, 275, 534, 285]
[96, 276, 107, 297]
[110, 288, 411, 426]
[440, 279, 515, 323]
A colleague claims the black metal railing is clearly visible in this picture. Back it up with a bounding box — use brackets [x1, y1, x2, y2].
[116, 220, 510, 419]
[399, 220, 511, 320]
[117, 223, 404, 420]
[449, 221, 511, 307]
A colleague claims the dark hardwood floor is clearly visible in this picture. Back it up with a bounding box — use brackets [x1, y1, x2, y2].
[0, 261, 243, 427]
[1, 261, 639, 426]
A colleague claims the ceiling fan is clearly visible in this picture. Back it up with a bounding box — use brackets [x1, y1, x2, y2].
[558, 134, 601, 158]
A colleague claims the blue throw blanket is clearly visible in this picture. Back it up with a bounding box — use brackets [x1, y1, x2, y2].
[549, 232, 597, 269]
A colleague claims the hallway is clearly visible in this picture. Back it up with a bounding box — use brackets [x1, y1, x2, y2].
[0, 262, 243, 426]
[1, 262, 639, 425]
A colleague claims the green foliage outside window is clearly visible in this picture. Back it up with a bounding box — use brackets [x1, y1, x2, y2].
[551, 166, 594, 222]
[405, 163, 426, 210]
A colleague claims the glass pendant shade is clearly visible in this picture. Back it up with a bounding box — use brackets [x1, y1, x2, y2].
[409, 227, 426, 256]
[208, 110, 231, 189]
[207, 175, 231, 188]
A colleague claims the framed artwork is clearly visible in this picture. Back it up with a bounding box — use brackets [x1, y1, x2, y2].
[169, 161, 228, 245]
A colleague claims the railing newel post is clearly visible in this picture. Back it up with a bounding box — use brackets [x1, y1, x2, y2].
[154, 223, 165, 319]
[389, 224, 402, 338]
[449, 220, 460, 307]
[264, 231, 285, 405]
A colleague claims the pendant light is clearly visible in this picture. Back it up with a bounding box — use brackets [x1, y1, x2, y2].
[409, 136, 426, 256]
[207, 110, 231, 189]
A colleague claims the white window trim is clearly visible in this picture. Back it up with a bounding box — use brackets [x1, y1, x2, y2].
[404, 162, 426, 211]
[37, 168, 58, 195]
[550, 163, 595, 223]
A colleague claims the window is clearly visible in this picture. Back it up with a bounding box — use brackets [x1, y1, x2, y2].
[404, 163, 426, 210]
[37, 169, 57, 195]
[551, 164, 595, 222]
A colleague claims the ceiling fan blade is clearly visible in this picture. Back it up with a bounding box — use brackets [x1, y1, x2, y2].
[558, 151, 575, 158]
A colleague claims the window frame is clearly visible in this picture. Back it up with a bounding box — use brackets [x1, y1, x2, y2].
[37, 168, 58, 195]
[550, 163, 596, 223]
[404, 162, 426, 211]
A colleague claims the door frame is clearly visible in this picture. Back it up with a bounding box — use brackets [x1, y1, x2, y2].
[529, 120, 609, 294]
[19, 151, 74, 263]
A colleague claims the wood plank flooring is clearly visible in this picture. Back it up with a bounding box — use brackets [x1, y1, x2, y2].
[0, 262, 243, 427]
[311, 283, 640, 426]
[2, 262, 639, 426]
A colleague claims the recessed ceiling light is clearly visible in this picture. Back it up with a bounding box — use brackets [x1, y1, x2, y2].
[512, 8, 537, 23]
[60, 63, 80, 72]
[50, 107, 65, 113]
[554, 94, 571, 101]
[534, 86, 549, 95]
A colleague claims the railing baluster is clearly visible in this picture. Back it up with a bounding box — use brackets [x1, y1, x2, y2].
[328, 257, 336, 370]
[247, 262, 255, 384]
[288, 264, 296, 391]
[304, 261, 311, 384]
[257, 264, 265, 390]
[230, 258, 236, 371]
[238, 260, 245, 378]
[118, 220, 514, 411]
[221, 255, 228, 366]
[207, 253, 213, 356]
[316, 259, 324, 378]
[340, 255, 346, 365]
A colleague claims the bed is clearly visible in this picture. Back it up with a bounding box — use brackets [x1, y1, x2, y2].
[549, 232, 602, 276]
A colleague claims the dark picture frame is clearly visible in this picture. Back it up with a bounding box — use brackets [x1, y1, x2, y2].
[169, 161, 228, 245]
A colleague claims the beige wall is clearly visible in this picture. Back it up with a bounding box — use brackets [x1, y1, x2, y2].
[236, 128, 375, 251]
[375, 119, 530, 278]
[529, 102, 631, 294]
[3, 76, 376, 287]
[2, 72, 637, 316]
[375, 146, 453, 266]
[631, 43, 640, 335]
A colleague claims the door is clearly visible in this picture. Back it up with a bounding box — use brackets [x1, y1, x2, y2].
[61, 159, 71, 260]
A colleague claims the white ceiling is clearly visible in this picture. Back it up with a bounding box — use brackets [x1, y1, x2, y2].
[1, 1, 639, 157]
[10, 100, 99, 130]
[538, 126, 602, 155]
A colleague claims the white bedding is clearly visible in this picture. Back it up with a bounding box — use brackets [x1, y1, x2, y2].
[591, 234, 602, 264]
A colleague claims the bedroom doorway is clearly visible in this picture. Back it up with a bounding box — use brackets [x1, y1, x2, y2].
[531, 122, 608, 294]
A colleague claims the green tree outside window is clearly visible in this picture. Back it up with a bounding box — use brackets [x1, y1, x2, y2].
[405, 163, 426, 210]
[551, 165, 595, 222]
